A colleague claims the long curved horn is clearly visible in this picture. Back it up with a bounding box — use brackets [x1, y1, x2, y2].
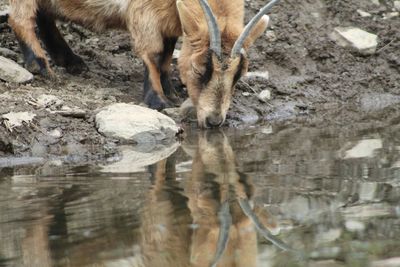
[210, 201, 232, 267]
[198, 0, 222, 56]
[238, 198, 294, 252]
[231, 0, 280, 57]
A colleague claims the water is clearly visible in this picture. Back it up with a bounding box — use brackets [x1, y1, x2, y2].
[1, 123, 400, 267]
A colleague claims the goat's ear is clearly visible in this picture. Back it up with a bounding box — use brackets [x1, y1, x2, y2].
[177, 0, 200, 36]
[243, 15, 270, 50]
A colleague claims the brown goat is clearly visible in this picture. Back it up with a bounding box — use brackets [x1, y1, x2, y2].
[8, 0, 279, 127]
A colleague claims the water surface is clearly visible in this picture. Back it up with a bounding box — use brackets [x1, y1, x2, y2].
[1, 124, 400, 267]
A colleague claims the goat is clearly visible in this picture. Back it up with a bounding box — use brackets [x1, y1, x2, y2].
[8, 0, 279, 127]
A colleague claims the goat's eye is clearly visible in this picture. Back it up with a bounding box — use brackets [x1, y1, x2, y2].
[191, 64, 203, 76]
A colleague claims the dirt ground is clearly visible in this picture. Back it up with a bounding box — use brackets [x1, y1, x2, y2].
[0, 0, 399, 159]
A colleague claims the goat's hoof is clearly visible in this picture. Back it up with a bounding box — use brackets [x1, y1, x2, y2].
[144, 91, 173, 111]
[65, 55, 88, 74]
[166, 93, 181, 107]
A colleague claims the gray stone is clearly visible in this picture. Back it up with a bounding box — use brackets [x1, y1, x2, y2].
[344, 139, 382, 159]
[95, 103, 179, 143]
[162, 107, 181, 122]
[345, 220, 365, 232]
[244, 71, 269, 81]
[0, 56, 33, 83]
[371, 257, 400, 267]
[383, 12, 399, 19]
[265, 30, 277, 42]
[0, 48, 18, 61]
[330, 27, 378, 55]
[48, 129, 62, 139]
[371, 0, 380, 5]
[357, 9, 372, 17]
[257, 89, 272, 102]
[180, 98, 197, 122]
[395, 1, 400, 11]
[341, 203, 393, 219]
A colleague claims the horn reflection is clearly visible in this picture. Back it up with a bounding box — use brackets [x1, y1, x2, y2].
[139, 130, 286, 267]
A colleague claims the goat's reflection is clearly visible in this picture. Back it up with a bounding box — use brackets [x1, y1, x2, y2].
[141, 131, 285, 267]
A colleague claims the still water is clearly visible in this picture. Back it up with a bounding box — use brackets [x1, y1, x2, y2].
[0, 124, 400, 267]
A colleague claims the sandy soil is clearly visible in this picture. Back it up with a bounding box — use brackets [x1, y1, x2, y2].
[0, 0, 399, 159]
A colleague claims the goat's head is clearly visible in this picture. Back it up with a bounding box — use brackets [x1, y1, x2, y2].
[177, 0, 279, 128]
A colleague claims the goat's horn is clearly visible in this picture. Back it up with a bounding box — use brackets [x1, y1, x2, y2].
[238, 198, 294, 252]
[231, 0, 280, 57]
[210, 201, 231, 267]
[198, 0, 222, 56]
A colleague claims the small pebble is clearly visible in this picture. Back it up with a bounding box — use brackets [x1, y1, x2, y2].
[257, 89, 271, 102]
[48, 129, 62, 139]
[357, 9, 372, 17]
[383, 12, 399, 19]
[345, 220, 366, 232]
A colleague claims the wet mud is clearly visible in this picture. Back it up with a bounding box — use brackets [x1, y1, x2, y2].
[0, 0, 399, 159]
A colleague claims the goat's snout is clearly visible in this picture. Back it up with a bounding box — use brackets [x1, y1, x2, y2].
[206, 113, 224, 128]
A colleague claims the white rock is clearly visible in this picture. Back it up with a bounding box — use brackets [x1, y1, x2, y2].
[101, 143, 179, 173]
[357, 9, 372, 17]
[371, 257, 400, 267]
[341, 203, 392, 219]
[0, 56, 33, 83]
[162, 107, 181, 122]
[265, 30, 277, 42]
[316, 229, 342, 244]
[395, 1, 400, 11]
[48, 129, 62, 139]
[1, 111, 35, 128]
[359, 182, 378, 201]
[371, 0, 380, 5]
[242, 92, 251, 97]
[261, 125, 273, 134]
[383, 12, 399, 19]
[257, 89, 272, 102]
[95, 103, 179, 143]
[345, 220, 366, 232]
[330, 27, 378, 55]
[245, 71, 269, 81]
[344, 139, 382, 158]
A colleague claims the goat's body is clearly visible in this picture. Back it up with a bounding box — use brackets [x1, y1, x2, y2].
[37, 0, 183, 37]
[8, 0, 185, 109]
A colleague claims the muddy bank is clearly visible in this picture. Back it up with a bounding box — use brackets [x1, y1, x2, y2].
[0, 0, 399, 159]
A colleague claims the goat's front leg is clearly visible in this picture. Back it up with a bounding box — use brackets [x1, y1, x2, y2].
[142, 52, 174, 110]
[160, 37, 180, 103]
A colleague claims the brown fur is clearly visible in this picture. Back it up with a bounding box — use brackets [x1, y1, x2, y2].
[8, 0, 269, 126]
